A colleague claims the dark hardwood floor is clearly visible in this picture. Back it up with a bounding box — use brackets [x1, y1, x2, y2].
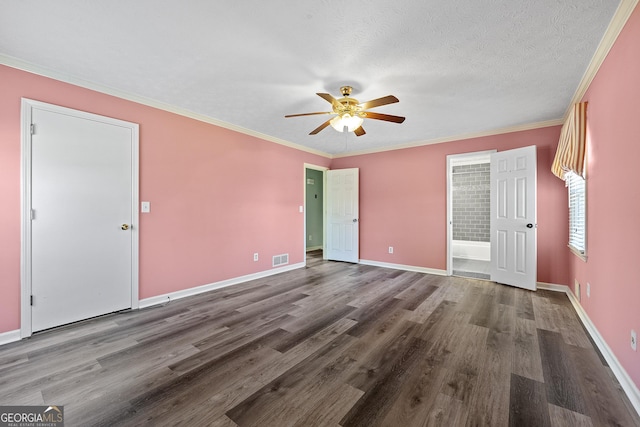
[1, 251, 638, 426]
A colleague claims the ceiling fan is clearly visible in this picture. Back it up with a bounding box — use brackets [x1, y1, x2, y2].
[285, 86, 405, 137]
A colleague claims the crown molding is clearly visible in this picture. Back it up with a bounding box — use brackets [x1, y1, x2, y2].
[6, 0, 637, 165]
[0, 54, 333, 159]
[332, 118, 564, 158]
[565, 0, 639, 117]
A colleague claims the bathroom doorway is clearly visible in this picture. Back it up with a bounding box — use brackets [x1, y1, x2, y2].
[446, 151, 495, 279]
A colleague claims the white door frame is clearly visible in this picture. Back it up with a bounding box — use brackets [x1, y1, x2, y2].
[20, 99, 140, 337]
[446, 150, 496, 276]
[303, 163, 328, 263]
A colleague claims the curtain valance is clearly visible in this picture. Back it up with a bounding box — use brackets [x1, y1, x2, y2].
[552, 102, 587, 180]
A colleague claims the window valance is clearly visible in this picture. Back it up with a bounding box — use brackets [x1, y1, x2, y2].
[552, 102, 587, 180]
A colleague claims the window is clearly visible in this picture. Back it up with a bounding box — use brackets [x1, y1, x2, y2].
[567, 171, 586, 257]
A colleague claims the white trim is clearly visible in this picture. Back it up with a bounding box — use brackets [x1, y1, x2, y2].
[537, 281, 640, 417]
[306, 246, 323, 252]
[568, 245, 588, 262]
[131, 122, 140, 310]
[0, 56, 564, 160]
[536, 282, 570, 293]
[333, 119, 563, 158]
[359, 259, 447, 276]
[0, 330, 21, 346]
[20, 98, 140, 337]
[449, 152, 493, 167]
[1, 55, 332, 159]
[566, 0, 640, 113]
[3, 0, 638, 162]
[139, 262, 305, 309]
[566, 289, 640, 417]
[20, 100, 32, 338]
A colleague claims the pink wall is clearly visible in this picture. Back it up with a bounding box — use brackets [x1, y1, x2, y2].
[331, 126, 570, 286]
[568, 4, 640, 388]
[0, 65, 330, 332]
[2, 4, 638, 392]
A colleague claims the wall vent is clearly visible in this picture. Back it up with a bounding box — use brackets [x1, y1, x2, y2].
[272, 253, 289, 267]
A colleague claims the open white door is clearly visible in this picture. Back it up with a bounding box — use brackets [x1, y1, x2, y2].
[326, 168, 359, 263]
[490, 145, 537, 290]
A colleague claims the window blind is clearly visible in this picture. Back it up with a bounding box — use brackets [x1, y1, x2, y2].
[567, 172, 586, 254]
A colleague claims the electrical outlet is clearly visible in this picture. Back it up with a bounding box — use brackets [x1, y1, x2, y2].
[575, 280, 580, 301]
[253, 253, 259, 262]
[632, 330, 637, 351]
[586, 282, 591, 298]
[388, 246, 394, 254]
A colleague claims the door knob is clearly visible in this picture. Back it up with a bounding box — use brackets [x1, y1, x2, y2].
[353, 219, 358, 223]
[526, 223, 533, 228]
[121, 224, 130, 230]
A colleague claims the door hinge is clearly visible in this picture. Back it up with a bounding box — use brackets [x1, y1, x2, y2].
[30, 295, 34, 306]
[30, 123, 36, 135]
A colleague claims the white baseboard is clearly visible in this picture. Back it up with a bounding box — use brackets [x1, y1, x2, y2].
[306, 246, 322, 252]
[358, 259, 447, 276]
[139, 262, 305, 309]
[539, 282, 640, 416]
[536, 281, 570, 293]
[0, 329, 21, 346]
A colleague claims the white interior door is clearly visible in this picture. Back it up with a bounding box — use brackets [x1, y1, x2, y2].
[25, 101, 138, 332]
[326, 168, 359, 263]
[490, 145, 537, 290]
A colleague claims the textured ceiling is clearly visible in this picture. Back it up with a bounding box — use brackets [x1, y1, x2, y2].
[0, 0, 623, 156]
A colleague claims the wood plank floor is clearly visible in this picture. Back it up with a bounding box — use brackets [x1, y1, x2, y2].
[1, 251, 638, 426]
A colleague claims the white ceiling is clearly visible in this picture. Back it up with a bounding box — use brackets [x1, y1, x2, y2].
[0, 1, 625, 156]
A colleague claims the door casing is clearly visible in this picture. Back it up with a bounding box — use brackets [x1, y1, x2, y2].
[303, 163, 328, 262]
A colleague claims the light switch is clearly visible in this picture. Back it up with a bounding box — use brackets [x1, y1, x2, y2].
[141, 201, 150, 213]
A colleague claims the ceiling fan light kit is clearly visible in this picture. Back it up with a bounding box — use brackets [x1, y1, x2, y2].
[285, 85, 405, 137]
[330, 114, 364, 132]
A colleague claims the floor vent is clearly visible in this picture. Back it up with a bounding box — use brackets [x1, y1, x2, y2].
[272, 253, 289, 267]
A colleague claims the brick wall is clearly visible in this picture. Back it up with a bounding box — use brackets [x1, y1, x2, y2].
[452, 163, 490, 242]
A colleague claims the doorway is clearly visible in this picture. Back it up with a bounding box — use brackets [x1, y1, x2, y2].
[21, 99, 139, 336]
[303, 165, 360, 264]
[447, 151, 494, 279]
[447, 147, 538, 290]
[305, 168, 324, 252]
[304, 164, 327, 261]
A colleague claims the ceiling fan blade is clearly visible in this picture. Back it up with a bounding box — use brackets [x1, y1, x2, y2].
[309, 119, 332, 135]
[363, 111, 406, 123]
[284, 111, 331, 118]
[354, 126, 366, 137]
[358, 95, 399, 110]
[316, 93, 338, 104]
